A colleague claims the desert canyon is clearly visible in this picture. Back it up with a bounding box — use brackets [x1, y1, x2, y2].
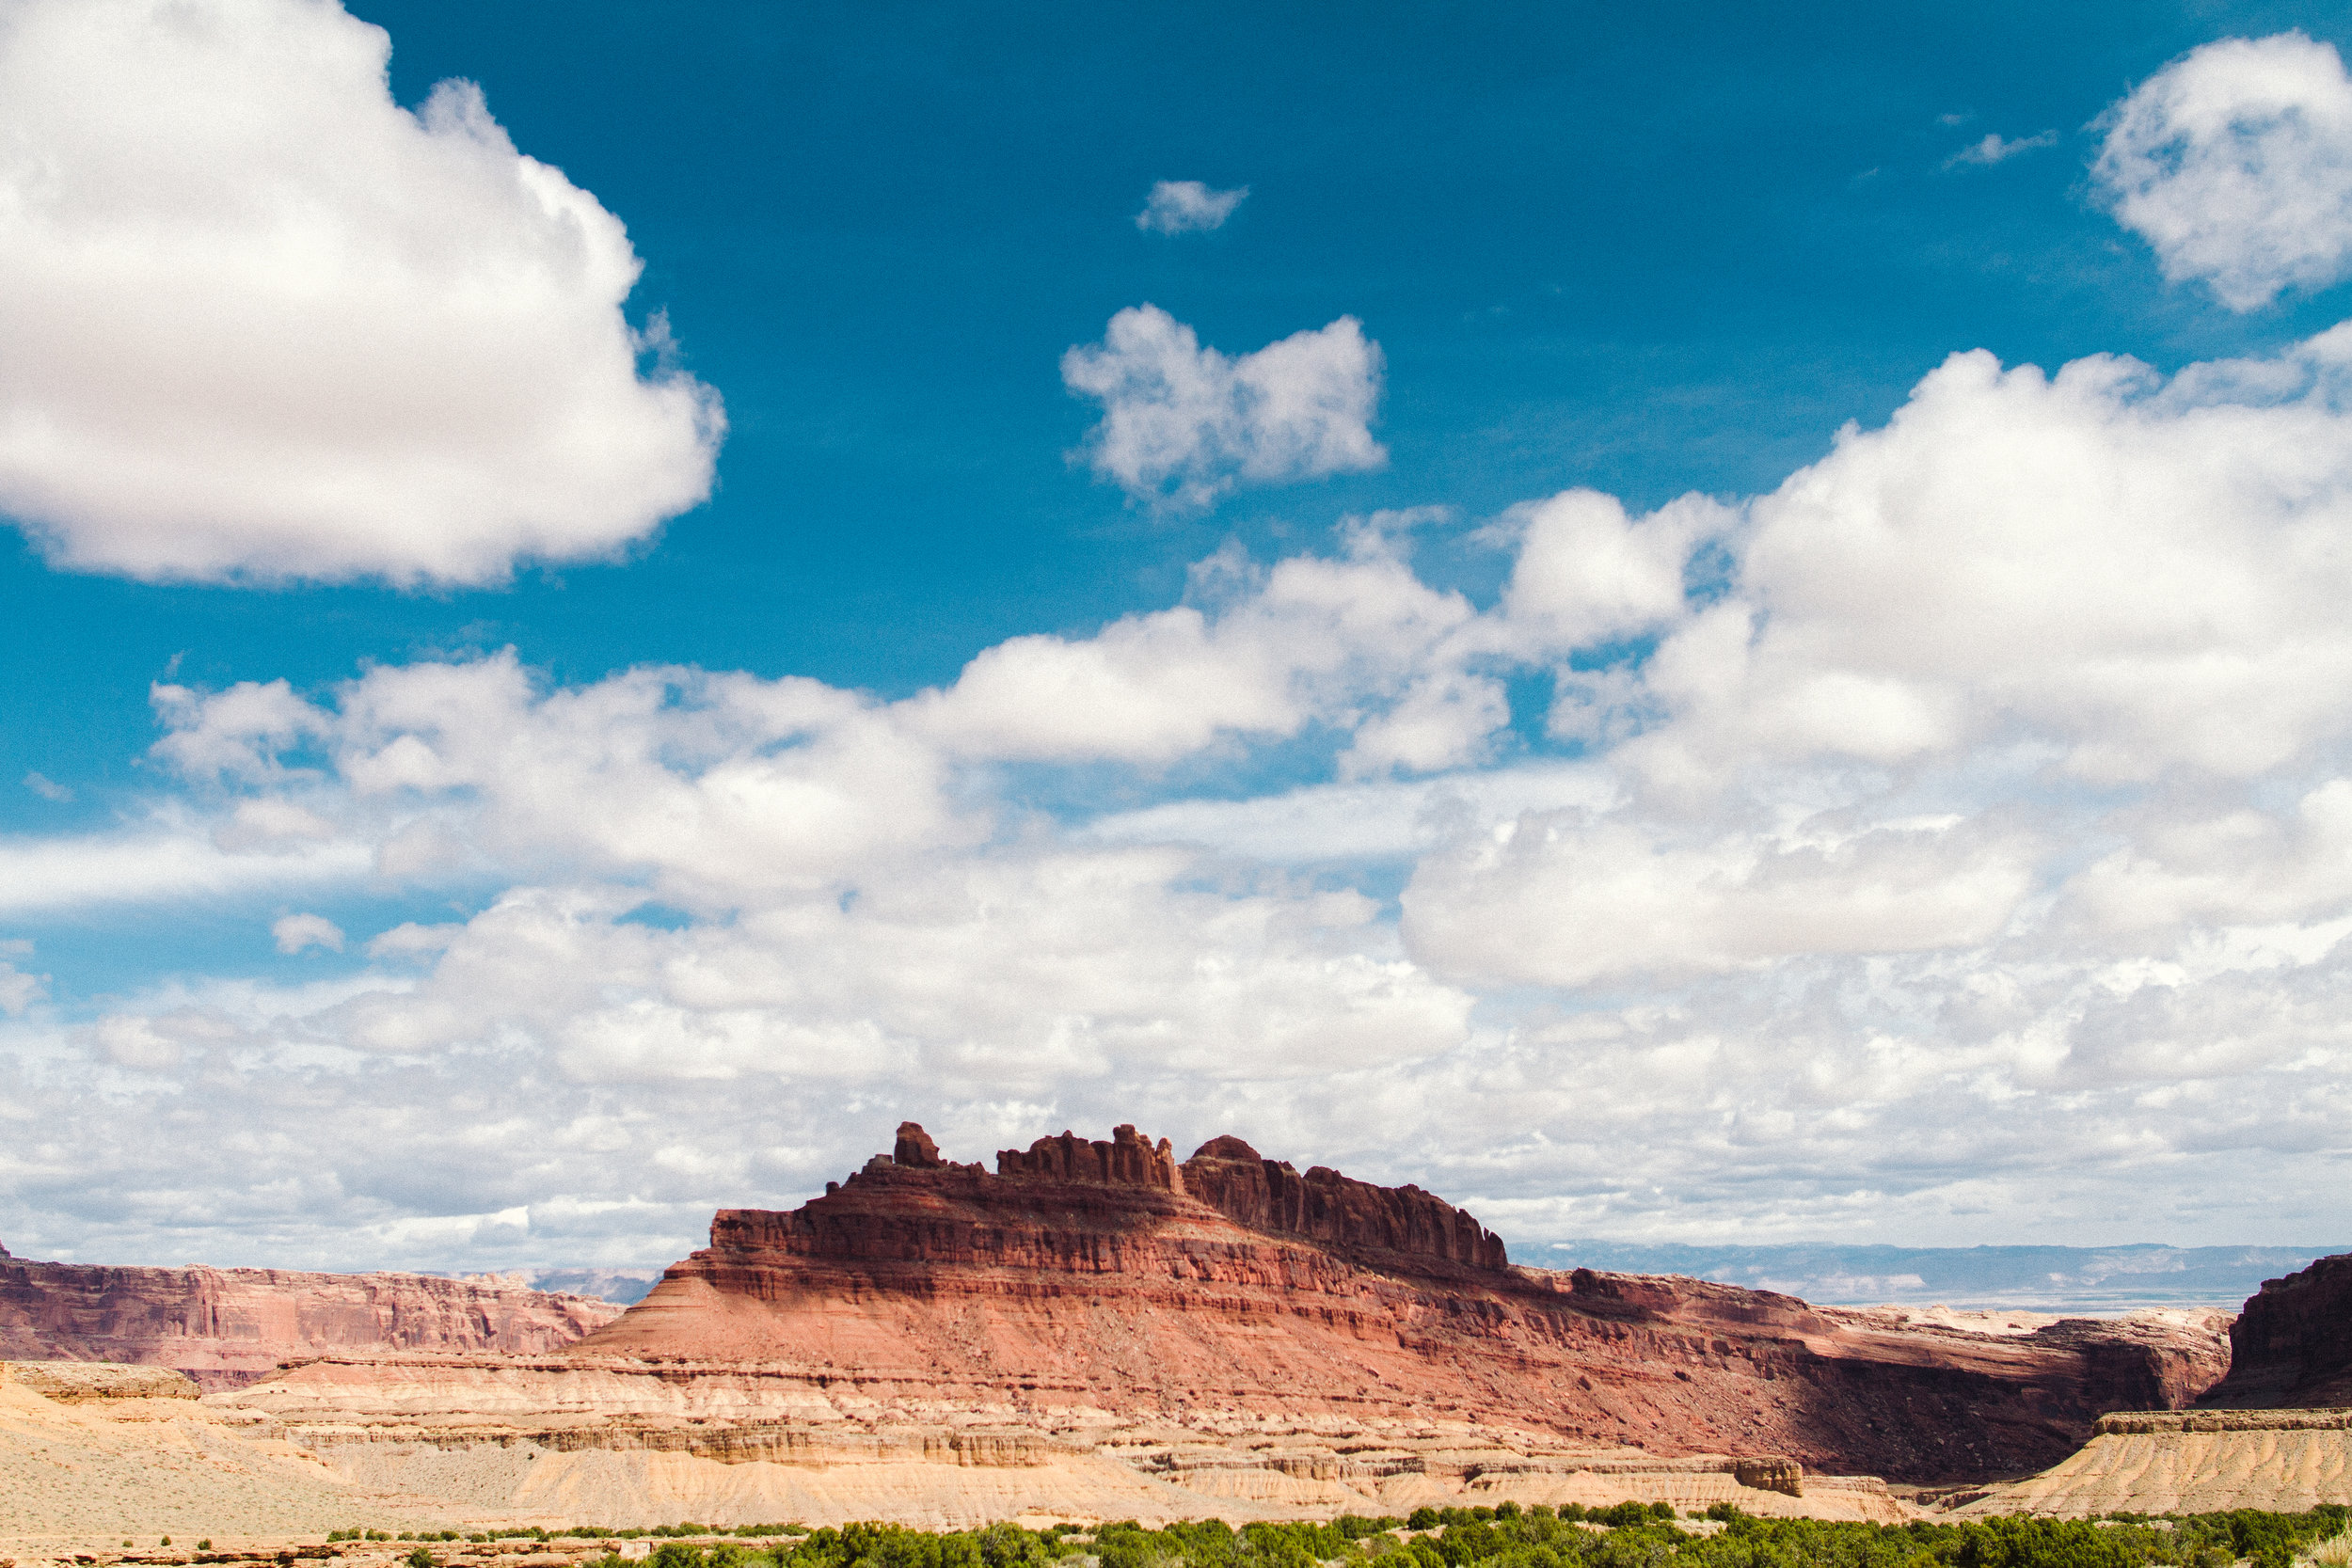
[6, 1121, 2348, 1555]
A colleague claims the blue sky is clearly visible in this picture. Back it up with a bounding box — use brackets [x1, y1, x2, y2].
[6, 0, 2352, 1271]
[9, 0, 2338, 816]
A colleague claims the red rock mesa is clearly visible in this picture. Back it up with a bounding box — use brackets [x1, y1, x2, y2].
[574, 1122, 2228, 1481]
[0, 1237, 620, 1389]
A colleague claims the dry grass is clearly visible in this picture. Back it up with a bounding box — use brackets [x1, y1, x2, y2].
[2296, 1531, 2352, 1566]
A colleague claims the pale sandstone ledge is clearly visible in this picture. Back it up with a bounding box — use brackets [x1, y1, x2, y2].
[1954, 1407, 2352, 1517]
[2, 1361, 200, 1402]
[192, 1353, 1911, 1530]
[2095, 1407, 2352, 1433]
[0, 1342, 1910, 1544]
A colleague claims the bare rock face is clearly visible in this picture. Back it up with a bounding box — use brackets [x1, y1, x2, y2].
[572, 1123, 2230, 1481]
[3, 1358, 201, 1401]
[997, 1123, 1185, 1190]
[2197, 1252, 2352, 1407]
[895, 1121, 946, 1169]
[0, 1250, 623, 1389]
[1181, 1133, 1507, 1269]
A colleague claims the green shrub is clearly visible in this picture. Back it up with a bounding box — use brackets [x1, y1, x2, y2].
[454, 1504, 2352, 1568]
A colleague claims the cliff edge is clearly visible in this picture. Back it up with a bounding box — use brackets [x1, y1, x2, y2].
[2197, 1251, 2352, 1408]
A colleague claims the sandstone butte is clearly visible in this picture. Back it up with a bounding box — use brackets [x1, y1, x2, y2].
[0, 1236, 620, 1389]
[550, 1122, 2228, 1484]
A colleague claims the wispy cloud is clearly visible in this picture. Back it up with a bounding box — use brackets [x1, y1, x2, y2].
[1944, 129, 2058, 167]
[1135, 180, 1248, 233]
[22, 771, 71, 802]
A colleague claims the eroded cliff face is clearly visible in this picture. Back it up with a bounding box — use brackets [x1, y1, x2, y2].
[2197, 1252, 2352, 1408]
[1180, 1134, 1508, 1270]
[571, 1124, 2230, 1482]
[0, 1251, 622, 1389]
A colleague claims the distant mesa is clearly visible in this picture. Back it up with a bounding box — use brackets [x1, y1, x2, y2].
[0, 1246, 621, 1389]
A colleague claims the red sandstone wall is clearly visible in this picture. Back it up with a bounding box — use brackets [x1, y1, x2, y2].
[995, 1124, 1184, 1191]
[0, 1250, 622, 1389]
[1180, 1134, 1507, 1269]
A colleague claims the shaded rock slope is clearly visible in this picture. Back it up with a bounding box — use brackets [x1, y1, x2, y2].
[573, 1123, 2230, 1482]
[0, 1238, 621, 1389]
[2198, 1251, 2352, 1408]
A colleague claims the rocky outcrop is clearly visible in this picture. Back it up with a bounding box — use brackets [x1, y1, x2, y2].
[2, 1358, 199, 1401]
[896, 1121, 946, 1168]
[2196, 1251, 2352, 1408]
[571, 1123, 2229, 1482]
[0, 1251, 623, 1389]
[997, 1124, 1184, 1191]
[1181, 1134, 1507, 1269]
[981, 1127, 1507, 1272]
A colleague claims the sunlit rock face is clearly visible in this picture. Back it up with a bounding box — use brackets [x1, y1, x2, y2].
[570, 1123, 2229, 1482]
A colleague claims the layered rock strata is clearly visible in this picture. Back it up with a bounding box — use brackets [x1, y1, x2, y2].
[572, 1124, 2226, 1482]
[1956, 1407, 2352, 1516]
[216, 1354, 1906, 1528]
[0, 1248, 622, 1389]
[2197, 1252, 2352, 1408]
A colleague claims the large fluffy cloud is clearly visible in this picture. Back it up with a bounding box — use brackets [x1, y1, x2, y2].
[2095, 31, 2352, 310]
[1609, 332, 2352, 792]
[1062, 306, 1385, 509]
[0, 0, 723, 585]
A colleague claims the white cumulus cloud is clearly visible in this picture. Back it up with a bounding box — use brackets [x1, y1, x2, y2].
[1135, 180, 1248, 233]
[1613, 330, 2352, 793]
[1062, 305, 1385, 508]
[2094, 31, 2352, 309]
[0, 0, 723, 585]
